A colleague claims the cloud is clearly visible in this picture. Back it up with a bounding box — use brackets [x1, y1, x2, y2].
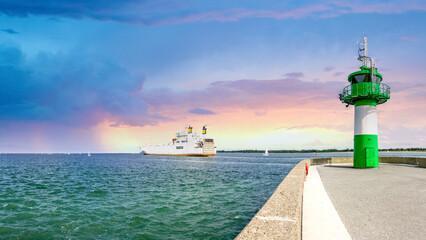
[145, 76, 343, 114]
[333, 72, 345, 77]
[284, 72, 304, 78]
[400, 36, 420, 42]
[380, 125, 426, 148]
[331, 1, 426, 15]
[324, 66, 334, 72]
[275, 123, 351, 132]
[153, 5, 333, 25]
[0, 28, 19, 34]
[0, 45, 164, 127]
[254, 110, 268, 116]
[0, 1, 425, 26]
[188, 108, 215, 115]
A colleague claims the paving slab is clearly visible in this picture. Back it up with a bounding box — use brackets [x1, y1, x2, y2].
[316, 163, 426, 240]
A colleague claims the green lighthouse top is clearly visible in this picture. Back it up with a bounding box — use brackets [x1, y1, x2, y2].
[347, 66, 382, 84]
[340, 35, 390, 106]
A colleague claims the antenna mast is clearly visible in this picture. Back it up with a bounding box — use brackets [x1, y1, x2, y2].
[363, 35, 368, 59]
[358, 34, 375, 69]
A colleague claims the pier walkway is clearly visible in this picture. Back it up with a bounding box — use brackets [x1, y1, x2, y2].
[304, 163, 426, 240]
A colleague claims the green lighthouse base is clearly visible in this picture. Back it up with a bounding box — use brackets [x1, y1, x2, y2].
[354, 134, 379, 168]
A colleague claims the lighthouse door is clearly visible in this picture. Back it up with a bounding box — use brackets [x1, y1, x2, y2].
[365, 147, 376, 167]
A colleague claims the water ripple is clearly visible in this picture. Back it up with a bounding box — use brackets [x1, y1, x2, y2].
[0, 153, 313, 239]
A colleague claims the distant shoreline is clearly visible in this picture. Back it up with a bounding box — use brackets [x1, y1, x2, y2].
[217, 148, 426, 154]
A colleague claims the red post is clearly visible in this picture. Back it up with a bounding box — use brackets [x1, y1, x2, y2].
[305, 162, 309, 175]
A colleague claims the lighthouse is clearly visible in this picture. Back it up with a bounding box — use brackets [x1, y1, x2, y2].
[340, 35, 391, 168]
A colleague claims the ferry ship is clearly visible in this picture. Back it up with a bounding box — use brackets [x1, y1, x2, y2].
[140, 126, 216, 156]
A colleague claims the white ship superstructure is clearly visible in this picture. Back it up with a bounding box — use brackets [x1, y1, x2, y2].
[140, 126, 216, 156]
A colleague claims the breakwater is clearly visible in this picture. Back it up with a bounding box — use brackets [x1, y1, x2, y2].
[236, 159, 308, 239]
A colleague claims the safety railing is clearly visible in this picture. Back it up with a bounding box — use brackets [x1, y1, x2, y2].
[341, 82, 390, 105]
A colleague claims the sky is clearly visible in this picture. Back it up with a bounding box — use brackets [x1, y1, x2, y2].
[0, 0, 426, 153]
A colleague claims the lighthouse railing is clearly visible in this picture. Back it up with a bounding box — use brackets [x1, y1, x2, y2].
[341, 82, 390, 104]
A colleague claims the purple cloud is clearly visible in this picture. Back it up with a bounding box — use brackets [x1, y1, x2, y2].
[324, 66, 334, 72]
[188, 108, 215, 115]
[145, 77, 342, 113]
[333, 72, 345, 77]
[380, 125, 426, 148]
[284, 72, 304, 78]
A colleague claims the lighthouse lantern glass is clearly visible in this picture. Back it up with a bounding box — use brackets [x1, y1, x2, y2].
[353, 74, 365, 84]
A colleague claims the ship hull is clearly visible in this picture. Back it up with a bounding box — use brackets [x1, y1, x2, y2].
[141, 139, 216, 157]
[142, 153, 215, 157]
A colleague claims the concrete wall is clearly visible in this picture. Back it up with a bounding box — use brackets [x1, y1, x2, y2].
[235, 159, 308, 240]
[310, 157, 426, 167]
[379, 157, 426, 167]
[309, 157, 353, 165]
[418, 158, 426, 168]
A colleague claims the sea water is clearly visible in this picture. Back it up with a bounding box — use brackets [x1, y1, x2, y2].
[0, 152, 424, 239]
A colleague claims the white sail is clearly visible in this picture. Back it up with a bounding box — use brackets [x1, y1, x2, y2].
[263, 149, 269, 156]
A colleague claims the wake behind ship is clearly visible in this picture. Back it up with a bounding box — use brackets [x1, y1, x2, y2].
[140, 126, 216, 156]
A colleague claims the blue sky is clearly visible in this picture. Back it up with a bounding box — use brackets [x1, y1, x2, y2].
[1, 0, 426, 152]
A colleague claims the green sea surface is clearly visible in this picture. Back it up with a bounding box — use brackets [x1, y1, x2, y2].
[2, 152, 422, 239]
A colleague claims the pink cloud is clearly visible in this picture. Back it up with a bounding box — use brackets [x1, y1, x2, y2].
[276, 123, 351, 132]
[331, 1, 426, 15]
[144, 76, 343, 116]
[400, 36, 420, 42]
[151, 2, 426, 26]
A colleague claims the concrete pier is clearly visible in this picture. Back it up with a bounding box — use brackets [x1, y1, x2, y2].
[236, 157, 426, 240]
[315, 163, 426, 240]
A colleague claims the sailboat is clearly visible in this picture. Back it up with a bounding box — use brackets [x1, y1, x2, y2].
[263, 149, 269, 156]
[88, 152, 91, 157]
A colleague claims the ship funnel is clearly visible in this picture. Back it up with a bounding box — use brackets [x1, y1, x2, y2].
[202, 126, 207, 135]
[188, 126, 193, 133]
